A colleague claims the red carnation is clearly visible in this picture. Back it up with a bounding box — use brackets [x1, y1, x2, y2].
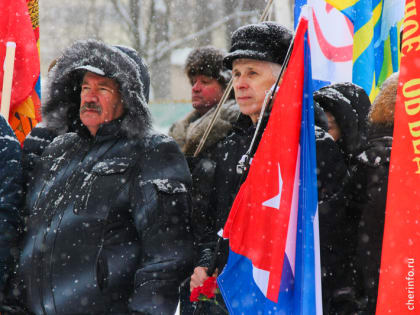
[190, 276, 218, 302]
[190, 286, 200, 302]
[200, 276, 217, 299]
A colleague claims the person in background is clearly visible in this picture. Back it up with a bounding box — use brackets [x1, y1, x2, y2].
[354, 72, 398, 314]
[314, 83, 372, 313]
[188, 21, 293, 314]
[169, 46, 238, 157]
[168, 46, 240, 315]
[8, 39, 193, 314]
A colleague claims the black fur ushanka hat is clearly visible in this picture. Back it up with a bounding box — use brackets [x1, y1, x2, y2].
[223, 21, 293, 69]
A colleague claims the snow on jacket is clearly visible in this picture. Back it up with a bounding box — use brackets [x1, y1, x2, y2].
[12, 39, 194, 315]
[312, 114, 356, 314]
[168, 99, 239, 258]
[314, 83, 373, 314]
[352, 73, 397, 314]
[193, 111, 343, 271]
[353, 124, 392, 313]
[313, 82, 371, 160]
[0, 115, 23, 297]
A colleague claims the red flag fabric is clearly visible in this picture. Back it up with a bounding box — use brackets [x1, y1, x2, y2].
[0, 0, 40, 114]
[376, 0, 420, 313]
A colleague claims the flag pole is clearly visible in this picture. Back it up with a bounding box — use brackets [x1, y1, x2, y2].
[236, 35, 294, 175]
[193, 0, 275, 157]
[1, 42, 16, 121]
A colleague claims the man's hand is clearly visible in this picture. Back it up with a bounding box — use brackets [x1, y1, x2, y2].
[190, 266, 209, 291]
[190, 267, 219, 291]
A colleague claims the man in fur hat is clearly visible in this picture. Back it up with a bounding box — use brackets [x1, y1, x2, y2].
[9, 40, 194, 315]
[187, 22, 293, 313]
[169, 46, 240, 314]
[169, 46, 238, 156]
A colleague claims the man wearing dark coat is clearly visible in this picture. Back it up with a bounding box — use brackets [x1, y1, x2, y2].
[169, 46, 238, 157]
[168, 47, 239, 314]
[314, 82, 372, 313]
[354, 72, 397, 314]
[9, 40, 194, 315]
[187, 21, 293, 313]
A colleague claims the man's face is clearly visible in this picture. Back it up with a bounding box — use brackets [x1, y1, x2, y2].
[232, 59, 277, 124]
[80, 72, 124, 136]
[190, 74, 224, 115]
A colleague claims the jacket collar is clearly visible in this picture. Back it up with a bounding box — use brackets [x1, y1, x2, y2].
[77, 117, 126, 142]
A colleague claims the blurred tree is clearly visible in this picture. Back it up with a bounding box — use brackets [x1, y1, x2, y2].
[193, 0, 215, 46]
[40, 0, 292, 101]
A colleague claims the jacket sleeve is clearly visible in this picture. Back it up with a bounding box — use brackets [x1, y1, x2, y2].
[128, 140, 194, 315]
[189, 157, 219, 267]
[0, 116, 23, 294]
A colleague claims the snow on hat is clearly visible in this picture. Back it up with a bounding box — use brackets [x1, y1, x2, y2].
[223, 21, 293, 69]
[185, 46, 231, 88]
[113, 45, 150, 103]
[73, 44, 150, 103]
[43, 39, 152, 138]
[313, 82, 371, 156]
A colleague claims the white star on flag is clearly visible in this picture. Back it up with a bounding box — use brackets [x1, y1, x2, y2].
[262, 163, 283, 210]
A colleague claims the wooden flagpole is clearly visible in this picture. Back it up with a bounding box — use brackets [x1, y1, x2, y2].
[193, 0, 275, 157]
[1, 42, 16, 121]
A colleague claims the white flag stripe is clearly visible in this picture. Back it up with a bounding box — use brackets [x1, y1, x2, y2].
[285, 147, 301, 276]
[252, 265, 270, 297]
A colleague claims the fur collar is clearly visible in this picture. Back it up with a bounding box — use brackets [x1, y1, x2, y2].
[169, 99, 239, 155]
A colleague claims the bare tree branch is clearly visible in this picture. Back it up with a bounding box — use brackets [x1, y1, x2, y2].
[129, 0, 141, 52]
[147, 10, 257, 63]
[144, 1, 154, 52]
[110, 0, 136, 36]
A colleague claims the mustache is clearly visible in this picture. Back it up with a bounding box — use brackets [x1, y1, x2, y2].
[80, 102, 102, 114]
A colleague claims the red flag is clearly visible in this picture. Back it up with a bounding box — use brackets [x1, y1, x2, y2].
[0, 0, 40, 111]
[1, 0, 41, 143]
[376, 0, 420, 313]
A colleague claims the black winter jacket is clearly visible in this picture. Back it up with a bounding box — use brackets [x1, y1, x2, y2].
[353, 124, 393, 313]
[182, 113, 255, 315]
[10, 39, 194, 315]
[0, 116, 23, 297]
[192, 114, 258, 272]
[312, 124, 356, 315]
[14, 120, 194, 315]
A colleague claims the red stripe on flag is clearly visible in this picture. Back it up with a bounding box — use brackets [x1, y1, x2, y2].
[376, 0, 420, 313]
[0, 0, 40, 112]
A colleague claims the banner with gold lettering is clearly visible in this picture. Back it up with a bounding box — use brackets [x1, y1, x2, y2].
[376, 0, 420, 313]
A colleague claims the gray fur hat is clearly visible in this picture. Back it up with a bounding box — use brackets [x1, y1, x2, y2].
[43, 39, 151, 138]
[224, 21, 293, 69]
[185, 46, 231, 88]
